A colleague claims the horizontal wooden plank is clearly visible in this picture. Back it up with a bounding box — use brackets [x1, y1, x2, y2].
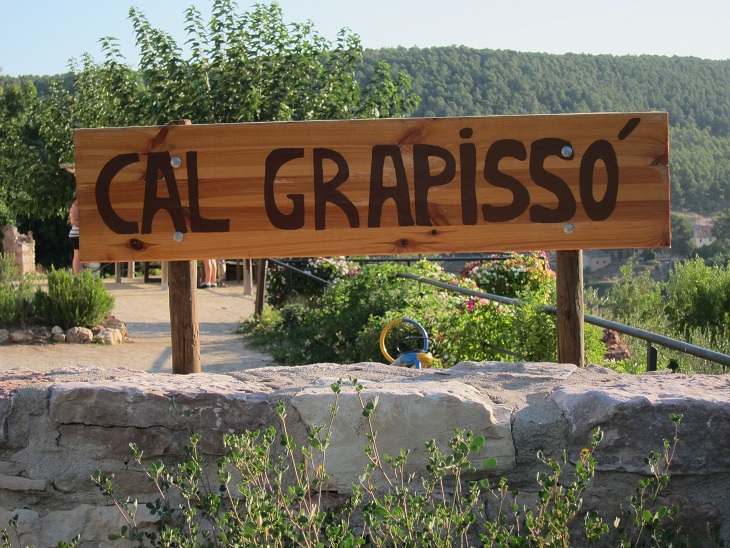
[74, 113, 669, 261]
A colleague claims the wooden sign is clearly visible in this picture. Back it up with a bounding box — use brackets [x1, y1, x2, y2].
[73, 113, 669, 262]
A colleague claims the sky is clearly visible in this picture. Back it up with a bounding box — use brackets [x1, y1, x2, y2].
[1, 0, 728, 77]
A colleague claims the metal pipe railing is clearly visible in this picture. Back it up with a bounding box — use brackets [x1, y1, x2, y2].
[397, 272, 730, 369]
[268, 258, 333, 286]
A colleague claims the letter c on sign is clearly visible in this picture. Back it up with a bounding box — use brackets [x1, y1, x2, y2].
[95, 153, 140, 234]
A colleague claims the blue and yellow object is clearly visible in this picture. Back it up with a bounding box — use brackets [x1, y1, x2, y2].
[379, 318, 434, 369]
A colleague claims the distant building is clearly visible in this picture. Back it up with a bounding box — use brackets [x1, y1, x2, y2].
[583, 250, 612, 272]
[693, 224, 715, 248]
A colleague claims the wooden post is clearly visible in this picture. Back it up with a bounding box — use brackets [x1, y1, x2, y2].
[254, 259, 267, 317]
[163, 119, 201, 374]
[161, 261, 169, 290]
[127, 262, 135, 278]
[243, 259, 253, 296]
[168, 260, 201, 373]
[115, 263, 122, 283]
[556, 250, 584, 367]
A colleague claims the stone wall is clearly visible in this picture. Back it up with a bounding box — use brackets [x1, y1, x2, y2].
[0, 363, 728, 545]
[1, 226, 35, 276]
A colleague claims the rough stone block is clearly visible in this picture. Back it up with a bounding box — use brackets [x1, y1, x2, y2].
[93, 327, 123, 345]
[65, 327, 93, 344]
[49, 373, 276, 452]
[290, 379, 514, 491]
[8, 330, 33, 344]
[550, 373, 730, 474]
[0, 474, 46, 491]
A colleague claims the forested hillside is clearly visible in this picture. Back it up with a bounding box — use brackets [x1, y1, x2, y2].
[361, 47, 730, 214]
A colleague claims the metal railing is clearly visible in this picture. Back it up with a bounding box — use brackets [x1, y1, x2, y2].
[397, 272, 730, 371]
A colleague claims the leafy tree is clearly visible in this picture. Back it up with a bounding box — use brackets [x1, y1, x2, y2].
[0, 1, 419, 266]
[0, 83, 75, 225]
[670, 213, 695, 258]
[664, 258, 730, 343]
[712, 210, 730, 242]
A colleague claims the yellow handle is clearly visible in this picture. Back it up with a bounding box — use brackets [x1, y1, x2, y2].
[379, 318, 403, 363]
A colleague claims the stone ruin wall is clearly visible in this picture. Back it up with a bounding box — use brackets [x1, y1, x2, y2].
[1, 226, 36, 276]
[0, 362, 728, 546]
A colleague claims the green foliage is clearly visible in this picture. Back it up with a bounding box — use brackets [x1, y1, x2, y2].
[33, 268, 114, 329]
[246, 261, 454, 365]
[0, 254, 37, 327]
[603, 260, 665, 326]
[265, 257, 359, 308]
[81, 383, 698, 547]
[664, 258, 730, 343]
[244, 258, 604, 367]
[598, 258, 730, 374]
[670, 214, 696, 258]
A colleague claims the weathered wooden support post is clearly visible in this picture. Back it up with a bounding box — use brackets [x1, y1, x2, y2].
[168, 259, 201, 373]
[161, 261, 169, 290]
[556, 250, 585, 367]
[243, 259, 253, 296]
[164, 119, 200, 374]
[254, 259, 267, 317]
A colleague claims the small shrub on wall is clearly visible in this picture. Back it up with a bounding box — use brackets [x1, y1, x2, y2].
[34, 269, 115, 329]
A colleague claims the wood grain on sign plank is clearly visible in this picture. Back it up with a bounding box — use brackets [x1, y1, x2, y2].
[73, 113, 669, 262]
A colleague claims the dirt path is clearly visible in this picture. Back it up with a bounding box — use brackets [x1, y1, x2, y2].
[0, 279, 277, 373]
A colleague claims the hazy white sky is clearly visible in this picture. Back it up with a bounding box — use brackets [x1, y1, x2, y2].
[1, 0, 728, 77]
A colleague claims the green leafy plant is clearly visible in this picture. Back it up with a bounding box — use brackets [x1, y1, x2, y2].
[33, 268, 114, 329]
[0, 253, 37, 327]
[244, 258, 604, 367]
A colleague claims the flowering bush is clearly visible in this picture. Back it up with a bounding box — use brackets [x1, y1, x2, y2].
[462, 251, 554, 299]
[245, 258, 604, 368]
[265, 256, 358, 307]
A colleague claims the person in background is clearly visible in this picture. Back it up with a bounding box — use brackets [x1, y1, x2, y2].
[69, 191, 81, 275]
[201, 259, 217, 288]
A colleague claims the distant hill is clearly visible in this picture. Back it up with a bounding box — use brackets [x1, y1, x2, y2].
[361, 46, 730, 214]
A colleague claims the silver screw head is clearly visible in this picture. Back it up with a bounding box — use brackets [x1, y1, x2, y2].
[563, 223, 575, 235]
[560, 145, 573, 158]
[173, 231, 184, 242]
[170, 156, 182, 168]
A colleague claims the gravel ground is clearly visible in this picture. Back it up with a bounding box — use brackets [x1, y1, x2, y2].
[0, 278, 277, 374]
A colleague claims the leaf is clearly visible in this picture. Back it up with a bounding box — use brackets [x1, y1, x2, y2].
[483, 457, 498, 468]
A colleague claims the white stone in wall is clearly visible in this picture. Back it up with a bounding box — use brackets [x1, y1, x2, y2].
[290, 379, 515, 492]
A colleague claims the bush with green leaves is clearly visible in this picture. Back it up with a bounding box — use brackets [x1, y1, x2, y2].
[244, 259, 605, 367]
[598, 258, 730, 374]
[33, 268, 115, 329]
[265, 256, 359, 308]
[67, 381, 698, 547]
[0, 254, 37, 328]
[246, 260, 458, 365]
